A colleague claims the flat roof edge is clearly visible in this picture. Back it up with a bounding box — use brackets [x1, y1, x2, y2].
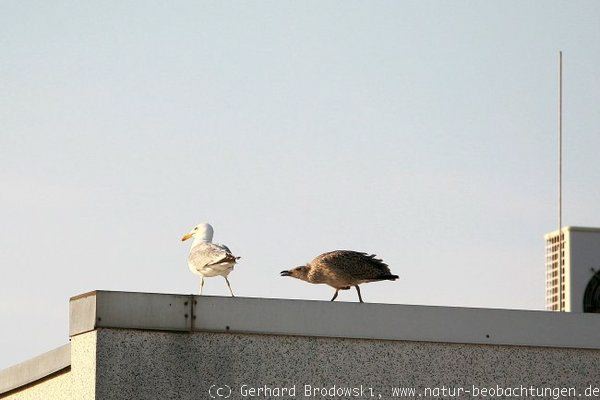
[0, 344, 71, 395]
[70, 291, 600, 350]
[544, 226, 600, 238]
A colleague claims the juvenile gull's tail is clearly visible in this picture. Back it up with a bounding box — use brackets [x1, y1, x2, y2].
[376, 274, 399, 281]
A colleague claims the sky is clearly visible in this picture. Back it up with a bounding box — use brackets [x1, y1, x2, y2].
[1, 1, 600, 369]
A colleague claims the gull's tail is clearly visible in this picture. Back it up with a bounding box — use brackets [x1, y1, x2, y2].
[377, 274, 399, 281]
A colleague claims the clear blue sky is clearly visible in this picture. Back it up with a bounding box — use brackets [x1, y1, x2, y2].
[1, 1, 599, 369]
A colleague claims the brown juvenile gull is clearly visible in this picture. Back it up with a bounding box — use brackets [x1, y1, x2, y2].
[280, 250, 398, 303]
[181, 223, 240, 296]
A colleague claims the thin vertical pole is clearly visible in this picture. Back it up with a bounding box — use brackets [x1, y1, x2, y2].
[558, 50, 563, 312]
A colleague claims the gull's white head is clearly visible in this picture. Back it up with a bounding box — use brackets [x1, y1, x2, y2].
[181, 223, 214, 243]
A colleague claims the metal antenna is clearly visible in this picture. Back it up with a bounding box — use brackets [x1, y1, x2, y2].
[558, 50, 563, 312]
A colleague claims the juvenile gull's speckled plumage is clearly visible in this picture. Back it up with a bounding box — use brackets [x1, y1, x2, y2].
[181, 223, 240, 296]
[281, 250, 398, 303]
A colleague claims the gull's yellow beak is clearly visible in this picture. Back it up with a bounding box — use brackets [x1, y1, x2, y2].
[181, 233, 193, 242]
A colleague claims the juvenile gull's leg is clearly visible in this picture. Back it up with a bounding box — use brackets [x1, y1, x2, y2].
[330, 290, 339, 301]
[355, 285, 364, 303]
[199, 277, 204, 295]
[224, 276, 235, 297]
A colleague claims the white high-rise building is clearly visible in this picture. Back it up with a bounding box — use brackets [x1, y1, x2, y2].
[545, 227, 600, 312]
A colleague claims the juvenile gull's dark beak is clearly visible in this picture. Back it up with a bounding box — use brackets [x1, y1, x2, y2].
[280, 270, 291, 277]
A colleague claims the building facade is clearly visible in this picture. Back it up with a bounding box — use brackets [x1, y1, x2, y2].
[2, 291, 600, 399]
[545, 226, 600, 312]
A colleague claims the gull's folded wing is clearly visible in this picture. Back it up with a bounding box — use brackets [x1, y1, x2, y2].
[189, 243, 237, 270]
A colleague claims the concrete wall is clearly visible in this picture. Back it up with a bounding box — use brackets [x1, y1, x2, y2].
[1, 334, 95, 400]
[5, 327, 600, 400]
[68, 291, 600, 349]
[4, 291, 600, 399]
[70, 332, 96, 400]
[93, 328, 600, 400]
[0, 344, 71, 400]
[0, 371, 71, 400]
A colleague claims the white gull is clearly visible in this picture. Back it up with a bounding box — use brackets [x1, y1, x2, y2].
[181, 223, 240, 296]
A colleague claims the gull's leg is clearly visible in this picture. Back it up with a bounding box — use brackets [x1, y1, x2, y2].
[355, 285, 364, 303]
[199, 277, 204, 295]
[224, 276, 235, 297]
[330, 290, 339, 301]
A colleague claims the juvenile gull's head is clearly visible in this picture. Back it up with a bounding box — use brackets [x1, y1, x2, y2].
[280, 266, 310, 281]
[181, 223, 214, 243]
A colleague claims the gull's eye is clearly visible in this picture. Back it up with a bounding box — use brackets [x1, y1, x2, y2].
[194, 227, 198, 230]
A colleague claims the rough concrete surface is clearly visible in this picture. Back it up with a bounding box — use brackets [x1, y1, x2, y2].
[94, 328, 600, 400]
[70, 331, 96, 400]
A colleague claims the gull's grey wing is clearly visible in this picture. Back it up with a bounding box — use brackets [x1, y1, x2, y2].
[188, 243, 237, 270]
[214, 243, 241, 260]
[216, 243, 232, 253]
